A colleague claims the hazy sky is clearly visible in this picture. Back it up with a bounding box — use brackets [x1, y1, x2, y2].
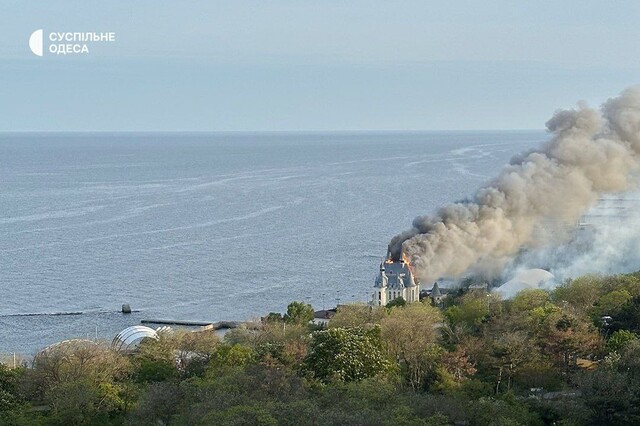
[2, 1, 640, 131]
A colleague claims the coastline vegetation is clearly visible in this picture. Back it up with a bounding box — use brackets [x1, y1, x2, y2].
[3, 271, 640, 425]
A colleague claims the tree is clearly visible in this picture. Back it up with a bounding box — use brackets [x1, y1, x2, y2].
[593, 289, 632, 318]
[617, 339, 640, 376]
[174, 331, 220, 377]
[445, 293, 489, 331]
[265, 312, 284, 323]
[0, 364, 24, 416]
[603, 273, 640, 298]
[210, 344, 255, 369]
[328, 304, 387, 329]
[29, 340, 130, 393]
[386, 297, 406, 309]
[127, 382, 184, 425]
[611, 295, 640, 334]
[381, 302, 443, 389]
[284, 301, 314, 325]
[441, 347, 477, 384]
[552, 275, 604, 314]
[540, 313, 601, 370]
[45, 379, 124, 425]
[490, 330, 542, 392]
[607, 330, 637, 354]
[574, 369, 640, 425]
[304, 327, 390, 382]
[132, 335, 179, 383]
[510, 289, 550, 313]
[24, 340, 131, 423]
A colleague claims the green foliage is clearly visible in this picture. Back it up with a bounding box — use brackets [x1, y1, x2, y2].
[602, 273, 640, 298]
[174, 331, 219, 377]
[552, 275, 604, 313]
[381, 303, 444, 390]
[13, 270, 640, 425]
[607, 329, 638, 353]
[445, 294, 489, 330]
[328, 303, 387, 329]
[264, 312, 284, 323]
[593, 289, 632, 318]
[284, 301, 314, 325]
[0, 364, 22, 413]
[304, 327, 391, 382]
[126, 382, 183, 425]
[510, 289, 550, 312]
[540, 312, 601, 370]
[132, 338, 177, 383]
[210, 344, 255, 369]
[133, 356, 176, 383]
[574, 369, 640, 425]
[201, 404, 278, 426]
[45, 379, 125, 425]
[456, 378, 494, 399]
[386, 297, 406, 308]
[611, 295, 640, 333]
[471, 395, 543, 426]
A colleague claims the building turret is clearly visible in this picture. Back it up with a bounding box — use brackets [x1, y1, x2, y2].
[430, 282, 446, 307]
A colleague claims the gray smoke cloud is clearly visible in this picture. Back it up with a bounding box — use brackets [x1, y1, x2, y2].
[390, 87, 640, 284]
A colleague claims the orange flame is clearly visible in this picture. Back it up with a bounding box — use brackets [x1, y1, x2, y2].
[401, 252, 415, 274]
[383, 251, 414, 274]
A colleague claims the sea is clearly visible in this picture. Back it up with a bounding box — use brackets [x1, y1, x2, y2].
[0, 131, 546, 354]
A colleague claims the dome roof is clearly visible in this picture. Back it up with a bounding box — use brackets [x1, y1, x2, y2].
[494, 268, 555, 299]
[111, 325, 158, 351]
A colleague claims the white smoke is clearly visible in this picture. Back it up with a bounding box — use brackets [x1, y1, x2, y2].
[507, 193, 640, 281]
[390, 87, 640, 284]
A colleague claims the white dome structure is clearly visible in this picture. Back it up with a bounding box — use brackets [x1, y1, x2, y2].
[494, 268, 556, 299]
[111, 325, 158, 352]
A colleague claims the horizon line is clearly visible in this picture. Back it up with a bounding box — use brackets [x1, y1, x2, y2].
[0, 128, 546, 134]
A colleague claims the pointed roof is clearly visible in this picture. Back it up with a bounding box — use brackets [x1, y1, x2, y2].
[431, 282, 442, 297]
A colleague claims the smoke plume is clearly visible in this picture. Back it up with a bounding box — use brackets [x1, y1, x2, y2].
[390, 87, 640, 283]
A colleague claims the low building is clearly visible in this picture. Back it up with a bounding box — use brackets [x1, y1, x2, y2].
[372, 257, 420, 306]
[312, 309, 337, 326]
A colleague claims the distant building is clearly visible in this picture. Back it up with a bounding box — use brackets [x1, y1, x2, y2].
[372, 257, 420, 306]
[312, 309, 337, 326]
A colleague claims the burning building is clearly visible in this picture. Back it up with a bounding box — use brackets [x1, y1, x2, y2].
[372, 252, 420, 306]
[386, 88, 640, 287]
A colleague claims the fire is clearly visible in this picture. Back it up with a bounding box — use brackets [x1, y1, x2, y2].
[384, 251, 414, 273]
[401, 252, 415, 274]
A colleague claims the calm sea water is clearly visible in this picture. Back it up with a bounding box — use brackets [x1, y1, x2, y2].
[0, 131, 545, 353]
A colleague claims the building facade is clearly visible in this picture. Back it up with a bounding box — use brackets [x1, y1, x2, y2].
[372, 258, 420, 306]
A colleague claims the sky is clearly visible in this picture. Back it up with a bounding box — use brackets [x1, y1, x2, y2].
[1, 1, 640, 132]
